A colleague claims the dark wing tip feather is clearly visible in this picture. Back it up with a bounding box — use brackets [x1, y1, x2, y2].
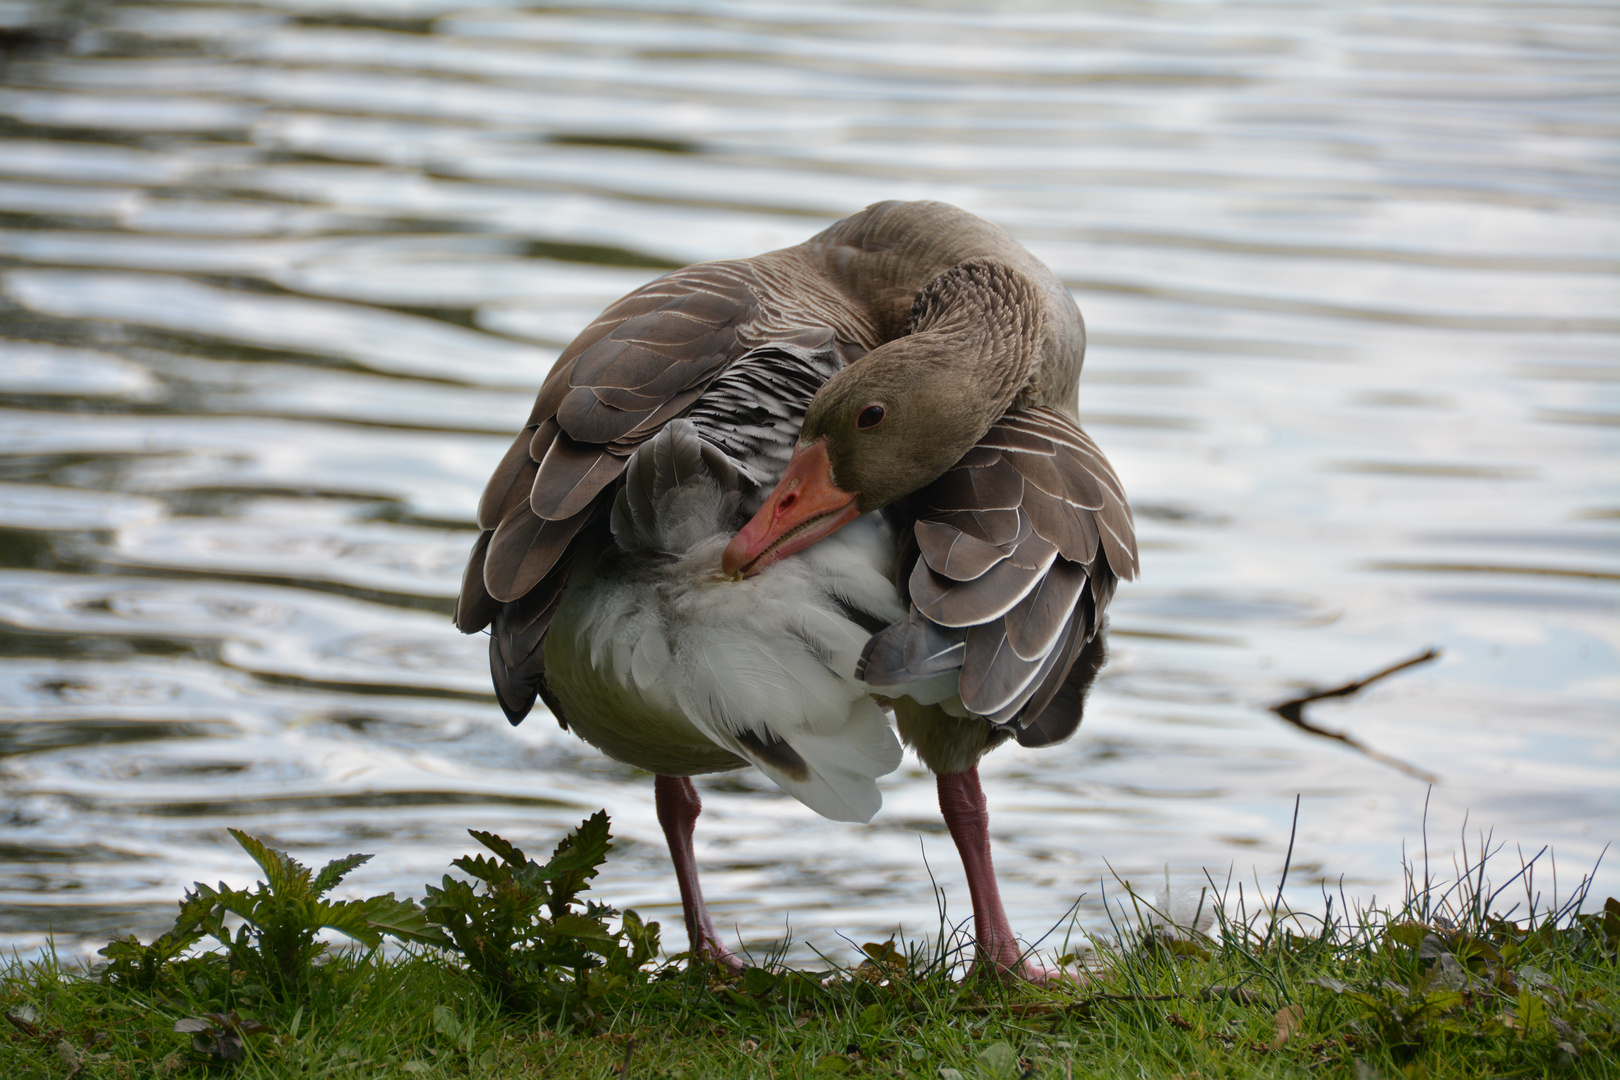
[486, 541, 585, 727]
[454, 530, 501, 634]
[489, 631, 539, 725]
[1015, 616, 1109, 748]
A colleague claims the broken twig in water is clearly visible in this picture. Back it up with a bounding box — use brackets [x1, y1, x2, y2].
[1270, 647, 1442, 784]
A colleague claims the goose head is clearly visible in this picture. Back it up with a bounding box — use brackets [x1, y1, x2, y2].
[722, 260, 1047, 577]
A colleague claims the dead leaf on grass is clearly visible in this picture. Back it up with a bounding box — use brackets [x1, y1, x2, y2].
[1271, 1004, 1304, 1049]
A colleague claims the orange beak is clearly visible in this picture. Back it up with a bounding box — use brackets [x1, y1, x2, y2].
[721, 437, 860, 577]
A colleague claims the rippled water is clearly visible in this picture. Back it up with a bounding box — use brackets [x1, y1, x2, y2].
[1, 0, 1615, 962]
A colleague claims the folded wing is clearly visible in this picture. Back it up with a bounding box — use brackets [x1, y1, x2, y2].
[858, 406, 1137, 746]
[457, 259, 853, 724]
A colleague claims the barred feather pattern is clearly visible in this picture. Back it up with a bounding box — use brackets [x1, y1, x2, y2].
[857, 405, 1137, 745]
[682, 340, 849, 509]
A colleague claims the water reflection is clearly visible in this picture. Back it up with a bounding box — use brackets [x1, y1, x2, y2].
[0, 0, 1614, 961]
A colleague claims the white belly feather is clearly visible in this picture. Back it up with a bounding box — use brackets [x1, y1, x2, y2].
[543, 422, 910, 823]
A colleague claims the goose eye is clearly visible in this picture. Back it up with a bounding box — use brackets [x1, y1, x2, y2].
[856, 404, 886, 430]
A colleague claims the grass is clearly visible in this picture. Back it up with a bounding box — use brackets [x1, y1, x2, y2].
[1, 813, 1614, 1080]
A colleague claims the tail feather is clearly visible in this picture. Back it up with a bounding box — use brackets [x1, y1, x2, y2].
[722, 699, 902, 823]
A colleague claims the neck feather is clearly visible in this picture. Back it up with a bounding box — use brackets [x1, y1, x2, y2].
[908, 260, 1045, 425]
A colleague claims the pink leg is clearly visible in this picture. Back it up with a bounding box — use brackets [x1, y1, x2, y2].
[654, 775, 742, 969]
[937, 768, 1059, 982]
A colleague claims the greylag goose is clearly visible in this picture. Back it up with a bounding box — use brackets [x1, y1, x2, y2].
[455, 201, 1136, 978]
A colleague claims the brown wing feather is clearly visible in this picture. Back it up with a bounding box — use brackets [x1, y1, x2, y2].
[459, 262, 765, 611]
[861, 405, 1136, 739]
[478, 428, 541, 531]
[910, 527, 1058, 628]
[453, 530, 501, 634]
[484, 499, 597, 603]
[1003, 555, 1087, 661]
[458, 255, 861, 725]
[551, 266, 755, 447]
[914, 520, 1008, 582]
[529, 434, 622, 521]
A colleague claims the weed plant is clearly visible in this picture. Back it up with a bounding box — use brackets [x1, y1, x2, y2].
[397, 812, 662, 1016]
[1, 811, 1613, 1079]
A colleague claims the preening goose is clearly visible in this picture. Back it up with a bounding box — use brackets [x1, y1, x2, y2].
[456, 201, 1137, 978]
